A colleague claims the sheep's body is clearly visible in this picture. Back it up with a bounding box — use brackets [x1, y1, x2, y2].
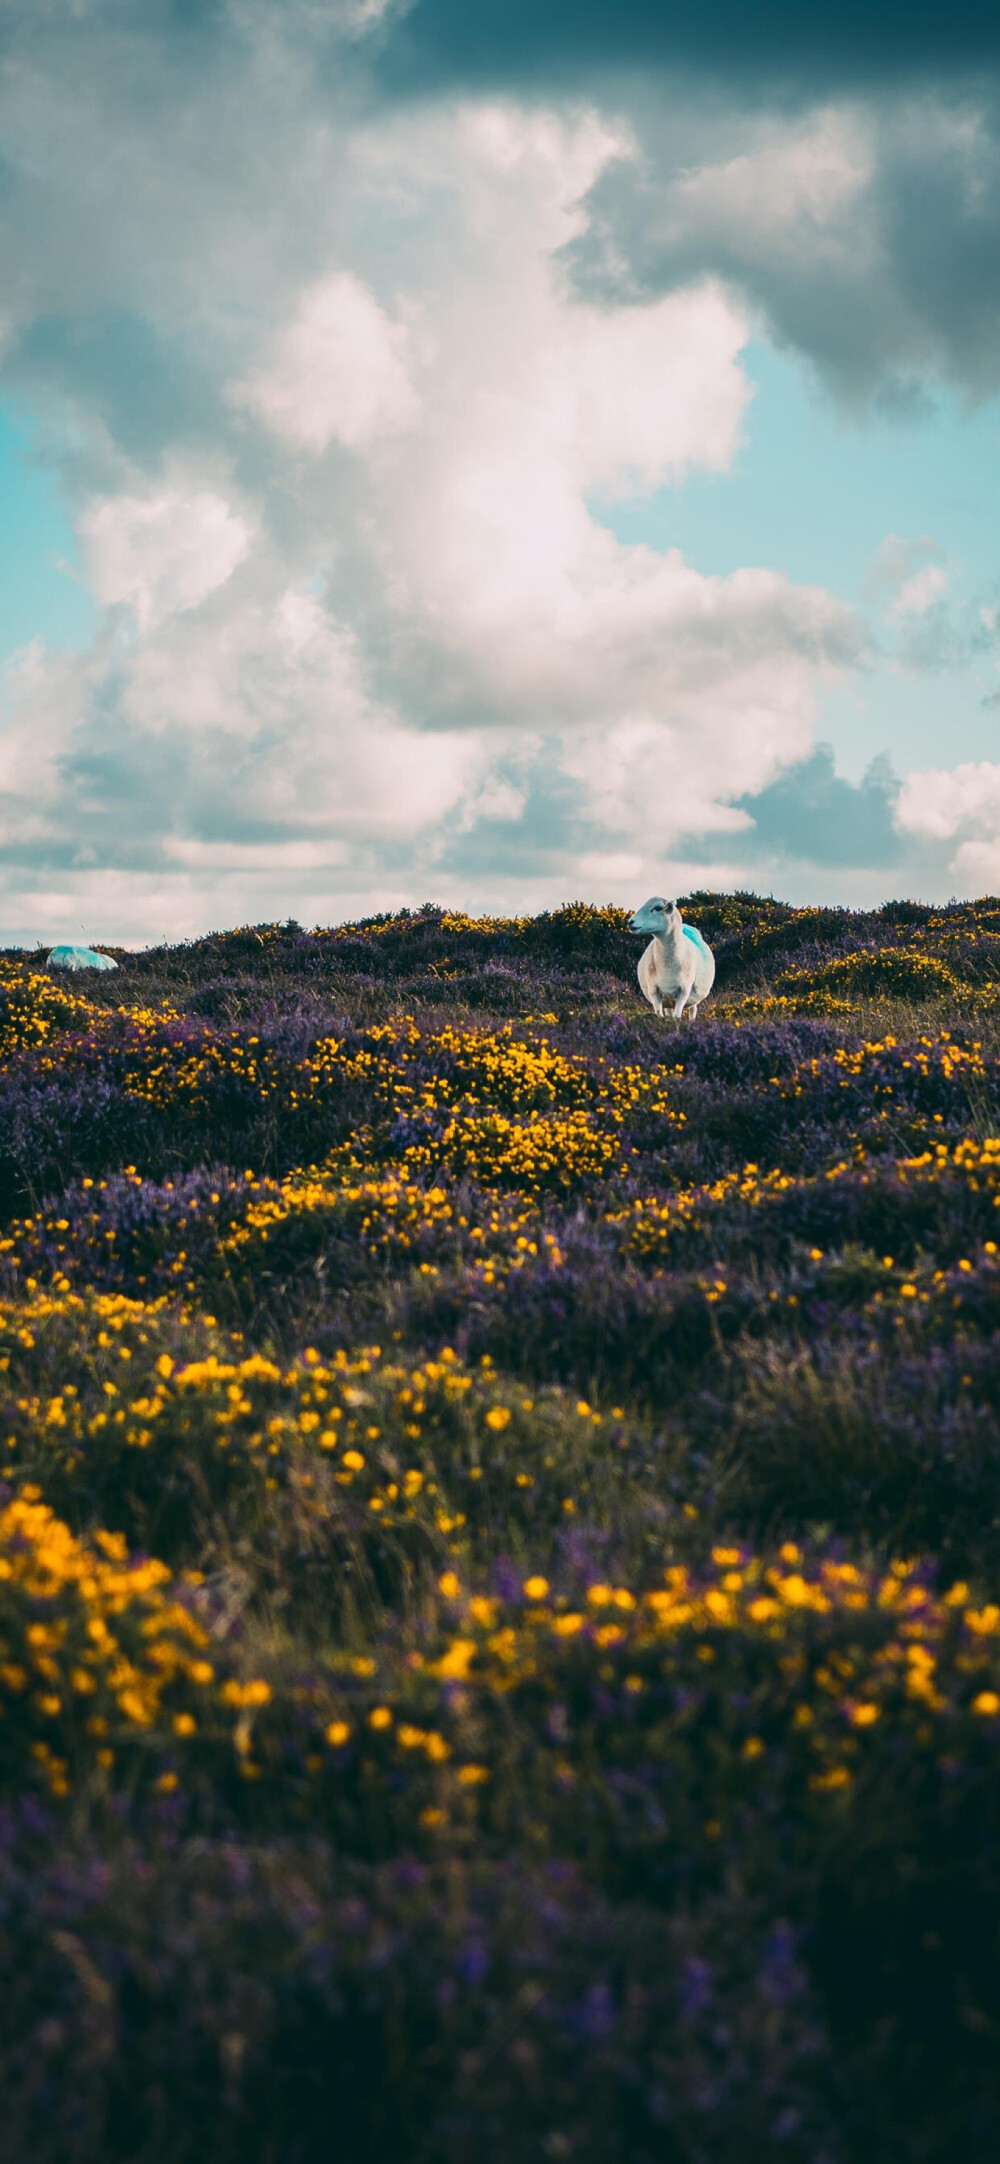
[47, 944, 118, 973]
[630, 899, 715, 1021]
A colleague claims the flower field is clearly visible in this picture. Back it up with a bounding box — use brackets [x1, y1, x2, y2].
[2, 892, 1000, 2161]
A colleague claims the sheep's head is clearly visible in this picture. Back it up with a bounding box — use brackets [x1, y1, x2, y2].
[629, 896, 679, 936]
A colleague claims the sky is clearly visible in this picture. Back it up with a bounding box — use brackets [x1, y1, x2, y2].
[1, 2, 999, 944]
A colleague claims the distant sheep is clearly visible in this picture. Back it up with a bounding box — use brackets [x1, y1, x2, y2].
[629, 897, 715, 1021]
[47, 944, 118, 973]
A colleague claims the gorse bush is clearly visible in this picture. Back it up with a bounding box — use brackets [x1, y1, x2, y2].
[2, 893, 1000, 2161]
[0, 960, 95, 1061]
[776, 946, 990, 1003]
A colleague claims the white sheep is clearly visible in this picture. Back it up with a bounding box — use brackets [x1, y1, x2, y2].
[47, 944, 118, 973]
[629, 897, 715, 1022]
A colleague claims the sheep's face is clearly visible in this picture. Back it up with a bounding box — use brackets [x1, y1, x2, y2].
[629, 896, 679, 936]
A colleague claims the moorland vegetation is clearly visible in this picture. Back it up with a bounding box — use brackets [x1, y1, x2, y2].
[2, 892, 1000, 2161]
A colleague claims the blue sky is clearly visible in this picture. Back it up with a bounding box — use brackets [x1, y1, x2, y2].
[1, 2, 1000, 943]
[0, 409, 94, 661]
[596, 342, 999, 610]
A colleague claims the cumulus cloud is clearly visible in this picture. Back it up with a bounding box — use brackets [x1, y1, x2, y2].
[861, 534, 952, 635]
[317, 109, 862, 794]
[896, 759, 1000, 841]
[888, 564, 949, 620]
[17, 3, 993, 936]
[0, 28, 879, 937]
[542, 282, 753, 496]
[457, 772, 529, 829]
[229, 272, 419, 452]
[894, 759, 1000, 894]
[563, 95, 1000, 404]
[949, 836, 1000, 888]
[77, 470, 256, 630]
[864, 532, 945, 602]
[602, 107, 874, 289]
[0, 581, 480, 888]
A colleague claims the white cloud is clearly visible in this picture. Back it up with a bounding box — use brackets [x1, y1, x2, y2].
[865, 534, 949, 623]
[951, 836, 1000, 889]
[0, 582, 480, 877]
[887, 564, 949, 619]
[0, 36, 872, 934]
[339, 108, 862, 828]
[230, 271, 419, 452]
[896, 760, 1000, 840]
[78, 475, 256, 630]
[162, 838, 351, 871]
[895, 759, 1000, 895]
[458, 774, 529, 828]
[656, 108, 873, 269]
[540, 281, 751, 497]
[567, 93, 1000, 405]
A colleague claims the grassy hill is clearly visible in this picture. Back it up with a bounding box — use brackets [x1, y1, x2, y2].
[2, 894, 1000, 2162]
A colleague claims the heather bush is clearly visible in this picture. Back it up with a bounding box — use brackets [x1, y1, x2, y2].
[1, 893, 999, 2160]
[0, 1827, 846, 2164]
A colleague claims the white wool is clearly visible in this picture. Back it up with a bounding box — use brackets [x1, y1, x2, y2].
[47, 944, 118, 973]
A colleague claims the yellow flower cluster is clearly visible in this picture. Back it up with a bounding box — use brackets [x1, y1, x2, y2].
[297, 1546, 1000, 1824]
[401, 1107, 624, 1196]
[780, 1033, 988, 1098]
[608, 1132, 1000, 1266]
[719, 944, 1000, 1017]
[0, 1291, 609, 1551]
[3, 1007, 691, 1230]
[225, 1173, 456, 1263]
[0, 1486, 210, 1794]
[4, 1281, 1000, 1817]
[436, 909, 531, 938]
[0, 960, 96, 1064]
[778, 948, 995, 1007]
[425, 1024, 593, 1112]
[720, 990, 856, 1020]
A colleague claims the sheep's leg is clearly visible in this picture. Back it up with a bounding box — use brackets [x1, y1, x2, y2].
[672, 990, 688, 1021]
